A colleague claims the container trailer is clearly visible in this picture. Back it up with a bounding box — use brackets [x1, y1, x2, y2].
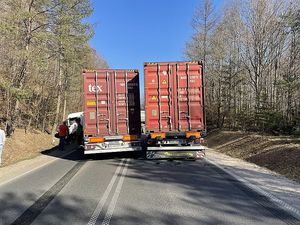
[144, 61, 206, 159]
[82, 69, 142, 155]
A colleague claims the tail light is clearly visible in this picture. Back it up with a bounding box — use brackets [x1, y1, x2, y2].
[186, 132, 201, 139]
[89, 137, 105, 143]
[150, 133, 166, 139]
[122, 135, 138, 141]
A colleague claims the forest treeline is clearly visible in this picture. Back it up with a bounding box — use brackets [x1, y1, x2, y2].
[1, 0, 299, 136]
[186, 0, 300, 135]
[0, 0, 108, 133]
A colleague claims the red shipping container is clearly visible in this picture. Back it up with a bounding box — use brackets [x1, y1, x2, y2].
[83, 69, 141, 137]
[144, 61, 205, 133]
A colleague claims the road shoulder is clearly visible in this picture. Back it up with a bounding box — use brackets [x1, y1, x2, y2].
[0, 144, 78, 186]
[206, 149, 300, 220]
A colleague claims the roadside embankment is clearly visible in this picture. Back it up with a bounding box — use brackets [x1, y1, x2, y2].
[206, 130, 300, 182]
[1, 128, 57, 167]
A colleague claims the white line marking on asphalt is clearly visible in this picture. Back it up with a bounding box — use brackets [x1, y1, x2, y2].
[102, 159, 130, 225]
[87, 159, 126, 225]
[205, 158, 300, 221]
[0, 149, 78, 187]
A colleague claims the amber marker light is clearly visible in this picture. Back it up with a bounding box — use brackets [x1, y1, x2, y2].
[89, 137, 105, 143]
[150, 133, 166, 139]
[122, 135, 138, 141]
[186, 132, 201, 139]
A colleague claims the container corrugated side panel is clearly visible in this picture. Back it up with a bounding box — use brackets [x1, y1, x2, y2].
[144, 61, 205, 133]
[83, 69, 141, 137]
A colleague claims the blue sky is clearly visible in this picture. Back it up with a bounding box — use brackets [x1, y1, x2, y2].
[88, 0, 222, 97]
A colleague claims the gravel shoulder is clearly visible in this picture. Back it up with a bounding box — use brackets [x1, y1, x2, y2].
[206, 130, 300, 219]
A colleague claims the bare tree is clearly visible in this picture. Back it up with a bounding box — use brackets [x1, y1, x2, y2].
[185, 0, 300, 134]
[0, 0, 108, 134]
[185, 0, 217, 66]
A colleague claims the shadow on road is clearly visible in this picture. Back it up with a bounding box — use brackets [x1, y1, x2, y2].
[0, 157, 299, 224]
[1, 159, 299, 225]
[4, 140, 298, 225]
[107, 159, 299, 225]
[0, 191, 91, 225]
[41, 142, 145, 162]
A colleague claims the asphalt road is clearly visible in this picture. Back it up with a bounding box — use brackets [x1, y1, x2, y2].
[0, 149, 298, 225]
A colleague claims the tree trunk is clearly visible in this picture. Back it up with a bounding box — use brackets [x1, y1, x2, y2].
[63, 88, 67, 121]
[52, 57, 63, 135]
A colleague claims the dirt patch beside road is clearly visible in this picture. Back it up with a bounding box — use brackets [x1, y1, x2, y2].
[1, 128, 57, 167]
[206, 130, 300, 182]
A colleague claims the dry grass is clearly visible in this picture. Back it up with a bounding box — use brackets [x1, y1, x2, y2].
[206, 130, 300, 182]
[1, 128, 57, 167]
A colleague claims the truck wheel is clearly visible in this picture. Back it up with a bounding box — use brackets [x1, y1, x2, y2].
[146, 151, 156, 159]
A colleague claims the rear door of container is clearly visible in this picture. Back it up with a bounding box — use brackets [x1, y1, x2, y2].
[83, 69, 141, 137]
[144, 61, 205, 133]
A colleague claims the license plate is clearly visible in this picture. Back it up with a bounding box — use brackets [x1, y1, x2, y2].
[164, 140, 180, 145]
[108, 141, 122, 147]
[162, 151, 194, 157]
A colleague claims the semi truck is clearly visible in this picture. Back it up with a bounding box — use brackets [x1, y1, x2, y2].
[82, 69, 142, 155]
[66, 112, 83, 127]
[144, 61, 206, 159]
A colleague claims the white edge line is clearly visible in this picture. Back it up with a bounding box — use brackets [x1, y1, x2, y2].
[102, 159, 130, 225]
[0, 148, 78, 187]
[205, 158, 300, 221]
[87, 159, 126, 225]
